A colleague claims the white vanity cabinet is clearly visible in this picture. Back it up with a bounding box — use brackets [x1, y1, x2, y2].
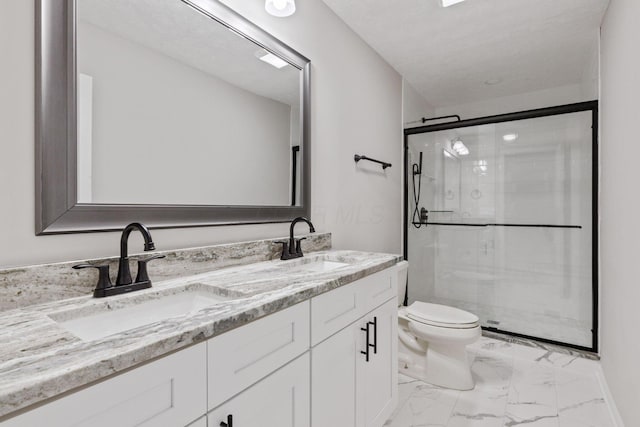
[2, 265, 399, 427]
[311, 268, 398, 427]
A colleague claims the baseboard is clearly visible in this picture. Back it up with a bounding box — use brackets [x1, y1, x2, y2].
[595, 365, 626, 427]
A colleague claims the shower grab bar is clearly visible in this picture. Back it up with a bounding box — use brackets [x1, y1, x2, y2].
[354, 154, 392, 170]
[412, 222, 582, 229]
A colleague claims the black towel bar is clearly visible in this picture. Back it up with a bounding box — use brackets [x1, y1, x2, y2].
[354, 154, 392, 170]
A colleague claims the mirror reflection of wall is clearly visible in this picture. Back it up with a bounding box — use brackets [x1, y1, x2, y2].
[76, 0, 302, 206]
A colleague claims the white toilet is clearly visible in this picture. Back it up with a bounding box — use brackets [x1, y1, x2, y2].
[395, 261, 481, 390]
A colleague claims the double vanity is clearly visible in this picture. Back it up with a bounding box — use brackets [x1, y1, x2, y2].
[0, 236, 401, 427]
[11, 0, 404, 424]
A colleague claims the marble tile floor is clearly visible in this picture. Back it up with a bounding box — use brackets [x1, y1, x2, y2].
[385, 336, 616, 427]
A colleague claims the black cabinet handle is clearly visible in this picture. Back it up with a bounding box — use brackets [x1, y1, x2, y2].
[220, 414, 233, 427]
[360, 322, 370, 362]
[369, 316, 378, 355]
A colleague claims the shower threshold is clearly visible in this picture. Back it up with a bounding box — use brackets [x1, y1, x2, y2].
[481, 327, 599, 359]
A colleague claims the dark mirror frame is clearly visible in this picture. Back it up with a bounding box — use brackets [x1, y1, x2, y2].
[35, 0, 311, 235]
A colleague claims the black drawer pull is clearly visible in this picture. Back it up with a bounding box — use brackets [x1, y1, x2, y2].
[369, 316, 378, 355]
[220, 414, 233, 427]
[360, 322, 370, 362]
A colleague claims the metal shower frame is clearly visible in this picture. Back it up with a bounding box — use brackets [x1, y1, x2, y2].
[402, 100, 599, 353]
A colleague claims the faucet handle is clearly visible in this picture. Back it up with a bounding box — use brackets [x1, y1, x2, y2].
[135, 255, 166, 284]
[274, 240, 289, 250]
[73, 264, 113, 292]
[275, 240, 295, 260]
[295, 237, 307, 255]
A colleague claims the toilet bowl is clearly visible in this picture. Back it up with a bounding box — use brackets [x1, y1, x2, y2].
[395, 261, 480, 390]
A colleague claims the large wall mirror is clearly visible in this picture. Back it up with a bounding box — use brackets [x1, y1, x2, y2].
[36, 0, 310, 234]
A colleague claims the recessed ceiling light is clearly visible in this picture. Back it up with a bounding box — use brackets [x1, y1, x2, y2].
[503, 133, 518, 142]
[265, 0, 296, 17]
[441, 0, 466, 7]
[256, 50, 289, 69]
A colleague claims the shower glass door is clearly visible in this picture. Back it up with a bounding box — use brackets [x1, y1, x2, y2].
[405, 104, 596, 350]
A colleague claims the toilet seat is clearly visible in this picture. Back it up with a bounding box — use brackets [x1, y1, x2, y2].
[406, 301, 479, 329]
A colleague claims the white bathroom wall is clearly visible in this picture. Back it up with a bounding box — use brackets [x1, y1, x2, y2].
[600, 0, 640, 424]
[402, 81, 435, 303]
[77, 21, 292, 206]
[435, 83, 590, 120]
[0, 0, 402, 268]
[402, 80, 435, 126]
[581, 31, 601, 102]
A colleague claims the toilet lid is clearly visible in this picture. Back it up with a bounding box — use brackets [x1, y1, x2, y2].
[407, 302, 479, 328]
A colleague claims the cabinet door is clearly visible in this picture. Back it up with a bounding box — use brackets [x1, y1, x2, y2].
[208, 353, 310, 427]
[359, 298, 398, 427]
[311, 322, 361, 427]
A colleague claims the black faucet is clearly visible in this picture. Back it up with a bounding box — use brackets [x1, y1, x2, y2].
[116, 222, 155, 286]
[73, 222, 165, 298]
[277, 217, 316, 260]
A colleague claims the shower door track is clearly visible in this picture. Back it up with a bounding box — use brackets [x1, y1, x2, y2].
[402, 100, 599, 353]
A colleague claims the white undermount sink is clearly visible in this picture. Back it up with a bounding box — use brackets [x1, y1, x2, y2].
[53, 288, 230, 342]
[286, 259, 351, 273]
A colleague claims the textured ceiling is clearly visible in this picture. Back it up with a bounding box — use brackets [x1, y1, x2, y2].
[322, 0, 609, 107]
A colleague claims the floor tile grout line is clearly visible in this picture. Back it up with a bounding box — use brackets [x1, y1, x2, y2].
[502, 355, 516, 426]
[443, 387, 461, 427]
[553, 364, 561, 424]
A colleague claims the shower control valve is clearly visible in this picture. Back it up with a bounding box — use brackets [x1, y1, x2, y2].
[420, 207, 429, 224]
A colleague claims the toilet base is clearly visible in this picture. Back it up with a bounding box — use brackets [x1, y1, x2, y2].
[399, 342, 475, 390]
[398, 320, 478, 390]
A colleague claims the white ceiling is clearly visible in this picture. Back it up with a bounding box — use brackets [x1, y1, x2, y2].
[322, 0, 609, 108]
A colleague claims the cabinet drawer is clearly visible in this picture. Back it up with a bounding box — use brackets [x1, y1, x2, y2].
[2, 343, 207, 427]
[311, 267, 396, 345]
[207, 301, 310, 410]
[361, 268, 396, 314]
[311, 279, 363, 345]
[208, 353, 310, 427]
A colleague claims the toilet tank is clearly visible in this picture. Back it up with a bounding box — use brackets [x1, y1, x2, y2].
[396, 261, 409, 306]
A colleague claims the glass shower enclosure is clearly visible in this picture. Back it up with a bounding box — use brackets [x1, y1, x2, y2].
[404, 102, 598, 351]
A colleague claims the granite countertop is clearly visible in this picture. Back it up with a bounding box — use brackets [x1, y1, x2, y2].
[0, 249, 401, 419]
